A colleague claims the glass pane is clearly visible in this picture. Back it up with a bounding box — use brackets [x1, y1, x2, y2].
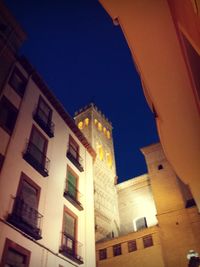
[64, 212, 75, 238]
[21, 180, 37, 208]
[31, 129, 45, 152]
[6, 248, 25, 267]
[67, 171, 76, 198]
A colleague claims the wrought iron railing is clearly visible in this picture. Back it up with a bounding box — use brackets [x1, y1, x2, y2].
[23, 140, 50, 177]
[7, 196, 43, 240]
[33, 107, 55, 138]
[59, 232, 83, 264]
[66, 145, 84, 172]
[64, 179, 83, 210]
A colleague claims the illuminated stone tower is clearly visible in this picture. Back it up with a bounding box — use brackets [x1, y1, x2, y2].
[74, 103, 120, 241]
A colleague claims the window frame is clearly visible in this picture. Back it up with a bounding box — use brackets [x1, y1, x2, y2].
[68, 135, 79, 161]
[8, 67, 27, 97]
[143, 235, 153, 248]
[66, 165, 78, 199]
[128, 240, 137, 253]
[0, 96, 18, 135]
[99, 248, 107, 260]
[0, 238, 31, 267]
[16, 172, 41, 208]
[61, 206, 78, 253]
[113, 243, 122, 257]
[29, 125, 48, 161]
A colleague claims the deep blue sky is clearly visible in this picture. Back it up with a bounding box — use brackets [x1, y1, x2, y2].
[5, 0, 158, 183]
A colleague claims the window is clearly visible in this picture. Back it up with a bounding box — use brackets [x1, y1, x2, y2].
[64, 166, 83, 210]
[1, 238, 31, 267]
[59, 207, 83, 264]
[143, 235, 153, 248]
[158, 164, 163, 170]
[0, 96, 18, 134]
[128, 240, 137, 252]
[113, 244, 121, 256]
[67, 135, 83, 172]
[9, 67, 27, 97]
[99, 249, 107, 260]
[7, 173, 42, 240]
[135, 217, 147, 231]
[33, 96, 54, 137]
[23, 126, 49, 177]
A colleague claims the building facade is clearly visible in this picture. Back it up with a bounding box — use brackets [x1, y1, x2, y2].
[117, 174, 157, 236]
[99, 0, 200, 212]
[96, 143, 200, 267]
[74, 104, 120, 242]
[0, 5, 96, 267]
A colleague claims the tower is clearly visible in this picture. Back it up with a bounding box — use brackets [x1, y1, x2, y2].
[74, 103, 120, 241]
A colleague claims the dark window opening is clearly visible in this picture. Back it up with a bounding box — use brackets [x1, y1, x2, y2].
[0, 96, 18, 135]
[67, 135, 84, 172]
[0, 238, 31, 267]
[143, 235, 153, 248]
[135, 217, 147, 231]
[33, 96, 54, 138]
[113, 244, 121, 257]
[99, 249, 107, 260]
[23, 126, 49, 177]
[158, 164, 163, 170]
[7, 173, 42, 240]
[128, 240, 137, 252]
[9, 67, 27, 97]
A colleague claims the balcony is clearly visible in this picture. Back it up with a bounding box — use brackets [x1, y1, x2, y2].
[59, 232, 83, 264]
[64, 180, 83, 211]
[7, 196, 43, 240]
[66, 146, 84, 172]
[23, 140, 50, 177]
[33, 108, 54, 138]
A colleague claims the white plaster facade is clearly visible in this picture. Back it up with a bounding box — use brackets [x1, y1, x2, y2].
[0, 54, 96, 267]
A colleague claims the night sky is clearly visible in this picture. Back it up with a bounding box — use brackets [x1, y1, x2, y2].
[5, 0, 159, 183]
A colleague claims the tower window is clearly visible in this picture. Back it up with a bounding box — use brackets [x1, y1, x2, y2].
[158, 164, 163, 170]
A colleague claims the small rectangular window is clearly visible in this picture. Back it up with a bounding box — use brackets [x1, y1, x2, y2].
[113, 244, 121, 256]
[135, 217, 147, 231]
[99, 248, 107, 260]
[0, 96, 18, 134]
[128, 240, 137, 252]
[9, 67, 27, 97]
[1, 238, 31, 267]
[143, 235, 153, 248]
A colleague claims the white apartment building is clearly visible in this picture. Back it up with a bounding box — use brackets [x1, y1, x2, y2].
[0, 9, 96, 265]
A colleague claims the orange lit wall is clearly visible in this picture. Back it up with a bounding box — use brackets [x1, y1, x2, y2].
[99, 0, 200, 211]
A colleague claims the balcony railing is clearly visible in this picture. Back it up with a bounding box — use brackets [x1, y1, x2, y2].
[23, 140, 50, 177]
[33, 107, 54, 138]
[7, 196, 43, 240]
[64, 180, 83, 211]
[59, 232, 83, 264]
[66, 145, 84, 172]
